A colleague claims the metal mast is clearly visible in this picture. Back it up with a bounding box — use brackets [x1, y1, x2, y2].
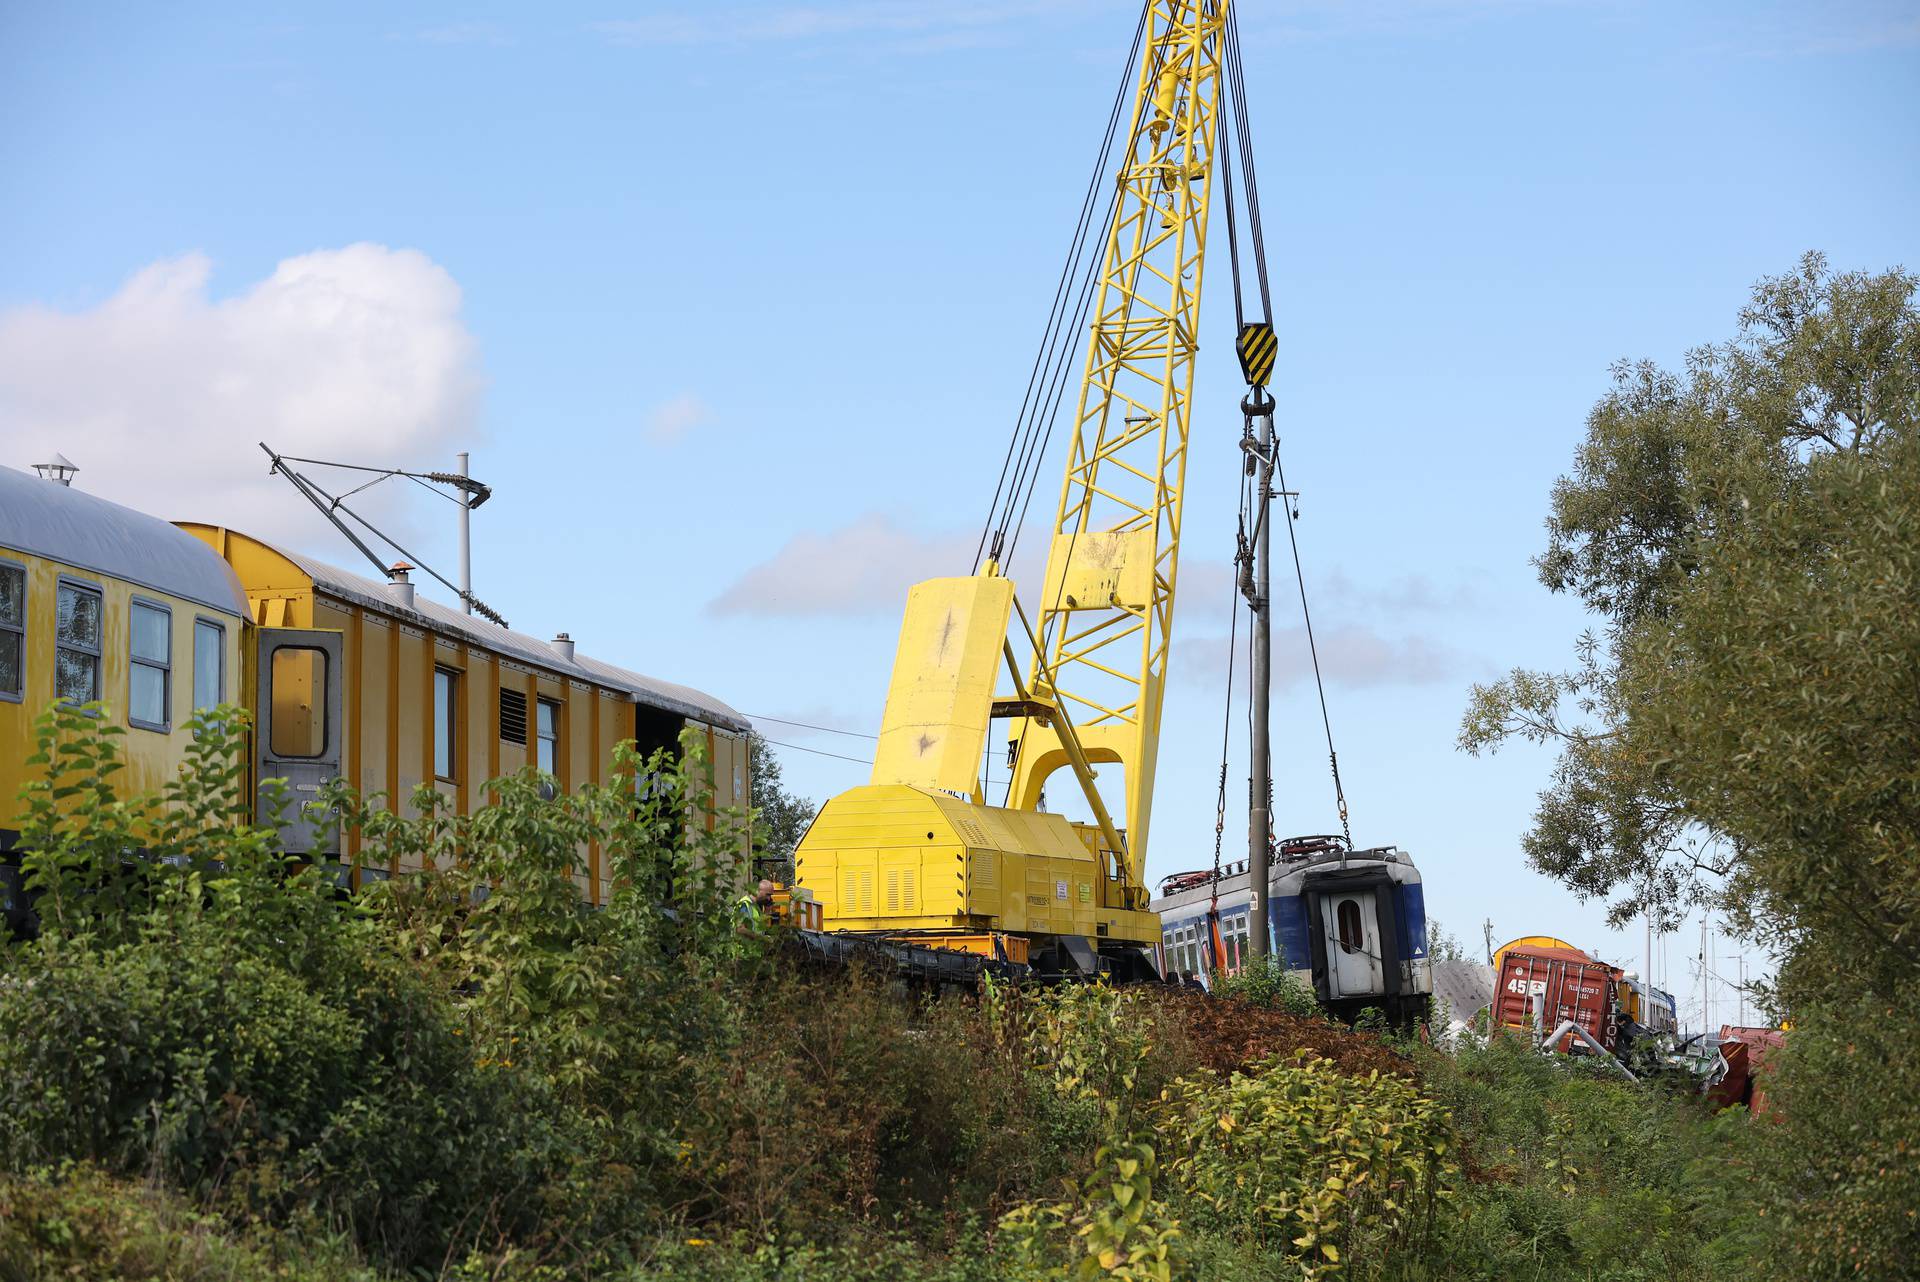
[458, 450, 473, 616]
[1246, 390, 1275, 960]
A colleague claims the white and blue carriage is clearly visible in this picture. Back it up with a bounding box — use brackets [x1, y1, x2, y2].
[1151, 837, 1434, 1025]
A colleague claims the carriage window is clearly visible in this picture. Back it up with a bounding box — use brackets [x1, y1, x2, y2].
[535, 697, 561, 798]
[0, 561, 23, 701]
[54, 580, 102, 705]
[128, 600, 171, 730]
[270, 646, 328, 758]
[536, 698, 559, 775]
[434, 668, 459, 781]
[193, 620, 225, 712]
[1336, 899, 1364, 955]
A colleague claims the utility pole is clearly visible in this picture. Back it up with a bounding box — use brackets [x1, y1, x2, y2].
[1245, 390, 1276, 963]
[1483, 918, 1495, 966]
[1736, 955, 1747, 1026]
[1644, 910, 1652, 990]
[1699, 917, 1712, 1040]
[458, 451, 473, 616]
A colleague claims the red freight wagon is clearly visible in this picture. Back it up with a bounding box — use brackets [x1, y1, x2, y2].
[1493, 946, 1621, 1055]
[1708, 1025, 1788, 1115]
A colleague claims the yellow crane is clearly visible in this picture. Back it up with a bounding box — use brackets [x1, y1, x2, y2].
[794, 0, 1269, 978]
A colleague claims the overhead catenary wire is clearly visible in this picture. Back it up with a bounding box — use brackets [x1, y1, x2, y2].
[746, 714, 878, 741]
[759, 737, 873, 768]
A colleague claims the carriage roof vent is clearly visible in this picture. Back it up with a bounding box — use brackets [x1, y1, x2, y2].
[385, 561, 415, 610]
[32, 452, 78, 487]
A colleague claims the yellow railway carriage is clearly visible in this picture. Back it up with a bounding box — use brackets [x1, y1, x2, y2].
[0, 465, 251, 858]
[179, 524, 751, 896]
[1, 464, 749, 926]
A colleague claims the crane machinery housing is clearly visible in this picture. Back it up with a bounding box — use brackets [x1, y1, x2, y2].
[793, 0, 1252, 979]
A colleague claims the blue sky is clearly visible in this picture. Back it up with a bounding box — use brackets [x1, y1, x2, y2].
[3, 0, 1915, 1024]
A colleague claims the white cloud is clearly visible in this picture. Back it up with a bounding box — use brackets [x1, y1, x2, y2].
[713, 516, 1471, 685]
[1317, 566, 1485, 615]
[707, 513, 1057, 617]
[646, 392, 711, 444]
[0, 244, 482, 546]
[708, 513, 979, 617]
[1177, 624, 1467, 691]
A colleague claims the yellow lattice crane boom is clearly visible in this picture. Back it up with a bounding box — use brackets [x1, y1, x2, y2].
[793, 0, 1236, 977]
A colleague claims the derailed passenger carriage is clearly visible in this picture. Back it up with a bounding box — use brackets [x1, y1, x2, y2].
[1152, 836, 1434, 1025]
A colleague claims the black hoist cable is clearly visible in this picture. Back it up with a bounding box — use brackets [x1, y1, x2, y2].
[996, 7, 1180, 578]
[973, 2, 1152, 575]
[1210, 0, 1355, 869]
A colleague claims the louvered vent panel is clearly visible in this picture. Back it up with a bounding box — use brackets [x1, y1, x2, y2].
[860, 870, 874, 912]
[885, 869, 900, 912]
[844, 871, 857, 913]
[499, 688, 529, 744]
[902, 868, 916, 911]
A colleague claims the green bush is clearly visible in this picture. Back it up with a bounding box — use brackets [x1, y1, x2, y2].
[0, 707, 563, 1266]
[1735, 973, 1920, 1278]
[1153, 1053, 1453, 1279]
[1400, 1034, 1756, 1280]
[621, 1225, 1012, 1282]
[1209, 957, 1320, 1019]
[673, 966, 1061, 1239]
[1, 704, 762, 1273]
[0, 700, 1809, 1280]
[0, 1164, 379, 1282]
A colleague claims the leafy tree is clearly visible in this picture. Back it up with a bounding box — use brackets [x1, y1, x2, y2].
[1460, 253, 1920, 1274]
[1459, 252, 1918, 941]
[1426, 917, 1473, 964]
[748, 730, 817, 879]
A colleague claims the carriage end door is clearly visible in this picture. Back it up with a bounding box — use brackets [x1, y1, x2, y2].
[1321, 888, 1386, 999]
[255, 629, 344, 855]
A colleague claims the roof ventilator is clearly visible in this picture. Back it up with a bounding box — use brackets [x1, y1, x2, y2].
[386, 562, 416, 610]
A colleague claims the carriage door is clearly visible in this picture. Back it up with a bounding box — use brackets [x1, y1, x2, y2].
[1321, 889, 1385, 998]
[255, 629, 344, 855]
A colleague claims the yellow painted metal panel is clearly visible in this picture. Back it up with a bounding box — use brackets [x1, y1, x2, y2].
[465, 651, 489, 799]
[870, 576, 1013, 796]
[393, 628, 425, 823]
[1039, 528, 1155, 612]
[356, 614, 390, 803]
[0, 542, 247, 836]
[793, 783, 1153, 940]
[567, 687, 591, 794]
